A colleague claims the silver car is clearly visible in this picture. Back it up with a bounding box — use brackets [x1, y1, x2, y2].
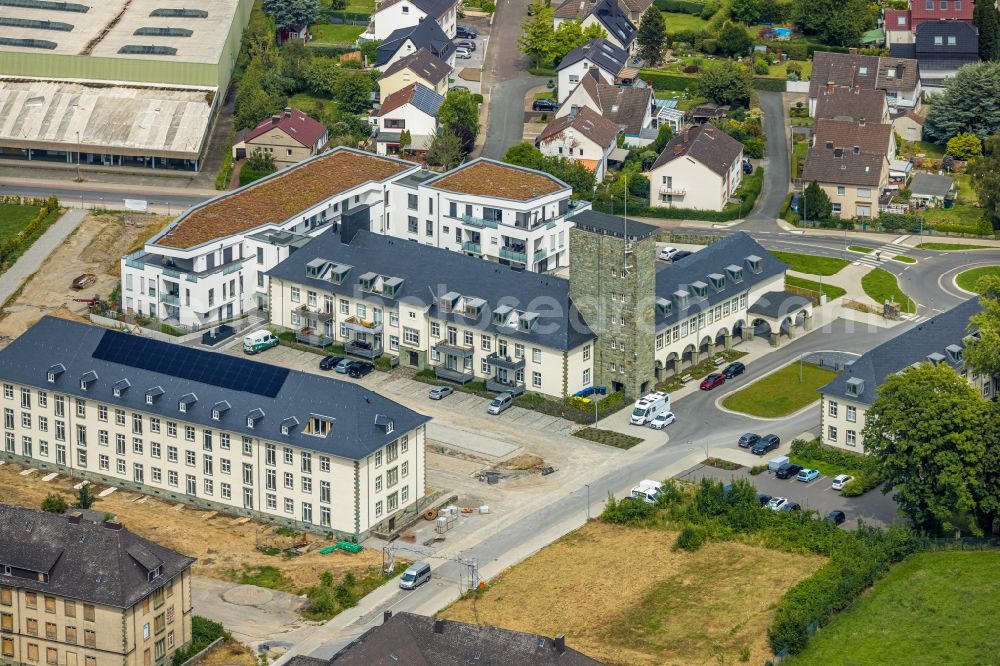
[428, 386, 454, 400]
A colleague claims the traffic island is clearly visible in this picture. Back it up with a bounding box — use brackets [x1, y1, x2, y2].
[720, 361, 838, 418]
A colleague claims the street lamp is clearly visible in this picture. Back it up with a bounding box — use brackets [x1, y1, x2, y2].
[75, 131, 81, 181]
[585, 484, 591, 520]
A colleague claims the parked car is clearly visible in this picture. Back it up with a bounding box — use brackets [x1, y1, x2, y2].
[756, 492, 773, 506]
[776, 463, 803, 480]
[456, 24, 478, 38]
[335, 358, 354, 374]
[700, 373, 726, 390]
[319, 355, 344, 371]
[721, 361, 745, 379]
[532, 98, 559, 112]
[455, 47, 472, 59]
[399, 561, 432, 590]
[450, 85, 470, 91]
[657, 246, 679, 261]
[760, 434, 780, 449]
[428, 386, 454, 400]
[742, 158, 754, 174]
[649, 411, 676, 429]
[767, 497, 788, 511]
[781, 502, 802, 512]
[790, 193, 801, 213]
[71, 273, 97, 290]
[831, 474, 854, 491]
[670, 249, 693, 262]
[796, 468, 820, 482]
[738, 432, 760, 449]
[347, 361, 374, 378]
[488, 392, 513, 415]
[454, 39, 476, 51]
[826, 510, 846, 525]
[751, 436, 780, 455]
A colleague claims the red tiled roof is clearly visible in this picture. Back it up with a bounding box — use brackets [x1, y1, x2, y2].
[885, 9, 910, 31]
[539, 105, 621, 148]
[241, 108, 327, 149]
[910, 0, 972, 21]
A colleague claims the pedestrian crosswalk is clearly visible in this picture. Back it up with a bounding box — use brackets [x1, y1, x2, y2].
[851, 235, 912, 268]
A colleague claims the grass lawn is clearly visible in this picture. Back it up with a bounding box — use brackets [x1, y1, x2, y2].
[916, 242, 994, 250]
[924, 202, 984, 228]
[848, 245, 873, 254]
[791, 140, 808, 179]
[771, 250, 850, 276]
[308, 23, 364, 44]
[910, 140, 947, 158]
[0, 203, 44, 244]
[791, 551, 1000, 665]
[893, 254, 916, 263]
[661, 11, 708, 33]
[287, 93, 337, 118]
[322, 0, 374, 11]
[768, 60, 812, 80]
[786, 275, 847, 300]
[573, 427, 643, 450]
[440, 521, 823, 666]
[862, 268, 916, 313]
[533, 91, 554, 100]
[956, 266, 1000, 293]
[722, 362, 838, 418]
[653, 91, 707, 110]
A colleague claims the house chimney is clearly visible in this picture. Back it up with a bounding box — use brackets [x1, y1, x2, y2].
[554, 635, 566, 654]
[271, 115, 280, 124]
[103, 521, 123, 531]
[383, 611, 392, 624]
[284, 107, 291, 117]
[673, 144, 682, 155]
[859, 117, 866, 126]
[433, 619, 445, 634]
[66, 511, 82, 524]
[849, 47, 858, 55]
[826, 81, 833, 94]
[683, 128, 689, 141]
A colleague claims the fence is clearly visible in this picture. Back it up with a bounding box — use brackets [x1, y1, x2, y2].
[657, 231, 724, 245]
[786, 80, 810, 93]
[784, 283, 822, 305]
[178, 638, 225, 666]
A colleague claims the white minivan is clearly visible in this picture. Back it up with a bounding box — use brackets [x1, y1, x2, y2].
[399, 561, 432, 590]
[630, 479, 663, 504]
[243, 330, 279, 354]
[487, 392, 513, 415]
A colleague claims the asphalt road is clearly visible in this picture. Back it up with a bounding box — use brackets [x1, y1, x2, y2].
[0, 181, 207, 214]
[742, 92, 789, 230]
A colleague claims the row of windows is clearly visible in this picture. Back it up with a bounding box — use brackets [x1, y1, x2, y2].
[2, 641, 100, 665]
[654, 295, 748, 350]
[1, 615, 98, 647]
[373, 486, 407, 519]
[0, 593, 96, 620]
[827, 426, 858, 447]
[826, 401, 858, 422]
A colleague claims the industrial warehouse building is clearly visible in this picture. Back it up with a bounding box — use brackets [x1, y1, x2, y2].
[0, 0, 253, 171]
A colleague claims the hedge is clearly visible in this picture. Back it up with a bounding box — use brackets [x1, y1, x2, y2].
[640, 69, 699, 91]
[751, 76, 787, 92]
[936, 219, 994, 236]
[0, 195, 60, 269]
[170, 617, 229, 666]
[594, 168, 764, 221]
[654, 0, 705, 14]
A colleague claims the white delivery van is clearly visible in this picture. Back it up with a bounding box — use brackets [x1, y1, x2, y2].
[243, 330, 279, 355]
[630, 479, 663, 504]
[399, 561, 432, 590]
[630, 391, 670, 425]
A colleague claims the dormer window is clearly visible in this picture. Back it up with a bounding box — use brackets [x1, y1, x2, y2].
[673, 290, 690, 309]
[178, 393, 197, 413]
[247, 408, 264, 429]
[47, 364, 65, 383]
[305, 415, 332, 437]
[492, 304, 513, 325]
[211, 401, 230, 421]
[359, 271, 378, 292]
[80, 371, 98, 391]
[375, 414, 394, 434]
[946, 344, 963, 363]
[725, 264, 743, 283]
[147, 565, 162, 582]
[656, 298, 672, 316]
[926, 352, 946, 365]
[690, 281, 708, 299]
[519, 312, 538, 332]
[280, 416, 299, 436]
[746, 255, 763, 274]
[708, 274, 725, 292]
[145, 387, 164, 405]
[845, 377, 864, 397]
[112, 379, 130, 398]
[439, 291, 461, 313]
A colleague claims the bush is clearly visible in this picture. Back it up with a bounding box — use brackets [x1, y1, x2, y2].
[639, 69, 698, 92]
[936, 219, 994, 236]
[754, 59, 770, 75]
[751, 76, 788, 92]
[171, 617, 229, 666]
[374, 356, 391, 371]
[601, 494, 657, 525]
[840, 472, 883, 497]
[749, 464, 768, 475]
[41, 494, 68, 514]
[682, 65, 701, 73]
[654, 0, 706, 14]
[674, 525, 707, 551]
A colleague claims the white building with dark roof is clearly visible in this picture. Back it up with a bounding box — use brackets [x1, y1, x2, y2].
[368, 0, 458, 41]
[647, 125, 745, 211]
[556, 39, 628, 103]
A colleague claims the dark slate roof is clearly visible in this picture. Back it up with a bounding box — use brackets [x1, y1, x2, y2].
[571, 209, 659, 241]
[801, 145, 886, 187]
[596, 83, 653, 136]
[328, 612, 605, 665]
[375, 0, 456, 19]
[909, 172, 954, 198]
[747, 291, 812, 318]
[820, 298, 982, 405]
[376, 21, 455, 67]
[654, 232, 787, 329]
[380, 48, 452, 85]
[914, 20, 979, 55]
[0, 504, 194, 608]
[0, 317, 429, 461]
[267, 229, 597, 351]
[890, 43, 918, 59]
[591, 0, 637, 47]
[814, 87, 887, 123]
[809, 51, 920, 97]
[557, 39, 627, 75]
[650, 124, 744, 177]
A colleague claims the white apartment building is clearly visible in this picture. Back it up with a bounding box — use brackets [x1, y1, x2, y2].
[383, 158, 588, 272]
[369, 0, 458, 41]
[648, 125, 745, 212]
[555, 39, 627, 104]
[0, 317, 430, 539]
[266, 227, 598, 400]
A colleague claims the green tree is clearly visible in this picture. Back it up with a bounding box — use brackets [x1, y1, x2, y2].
[862, 363, 991, 535]
[76, 483, 96, 510]
[245, 148, 276, 174]
[793, 0, 873, 46]
[636, 6, 667, 66]
[262, 0, 322, 30]
[503, 144, 595, 198]
[802, 180, 832, 221]
[695, 61, 754, 106]
[582, 22, 608, 41]
[946, 132, 983, 160]
[279, 40, 314, 88]
[717, 21, 753, 57]
[504, 142, 546, 169]
[651, 124, 674, 155]
[965, 276, 1000, 377]
[398, 129, 412, 157]
[333, 69, 376, 114]
[973, 0, 1000, 61]
[426, 130, 466, 169]
[925, 62, 1000, 141]
[437, 89, 480, 154]
[968, 133, 1000, 229]
[518, 4, 556, 68]
[41, 494, 68, 514]
[731, 0, 761, 24]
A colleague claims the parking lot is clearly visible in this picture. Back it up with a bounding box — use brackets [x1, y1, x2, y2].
[676, 463, 902, 528]
[451, 18, 491, 94]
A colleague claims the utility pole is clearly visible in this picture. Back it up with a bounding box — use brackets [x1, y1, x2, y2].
[585, 484, 591, 520]
[75, 131, 81, 181]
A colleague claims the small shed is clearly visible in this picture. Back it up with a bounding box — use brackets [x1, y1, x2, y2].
[909, 172, 955, 207]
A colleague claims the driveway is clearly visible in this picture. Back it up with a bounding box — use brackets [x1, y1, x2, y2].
[740, 91, 789, 231]
[451, 17, 491, 94]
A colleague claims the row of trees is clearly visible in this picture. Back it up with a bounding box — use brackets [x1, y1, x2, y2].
[518, 6, 608, 69]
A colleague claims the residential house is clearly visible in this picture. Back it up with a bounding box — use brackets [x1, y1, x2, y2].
[0, 316, 430, 538]
[377, 48, 451, 100]
[320, 611, 605, 664]
[373, 83, 443, 156]
[893, 110, 925, 142]
[819, 298, 992, 452]
[909, 0, 973, 30]
[555, 39, 628, 103]
[369, 0, 458, 41]
[654, 101, 685, 133]
[267, 225, 598, 400]
[890, 21, 979, 89]
[808, 50, 921, 115]
[0, 504, 194, 666]
[553, 0, 653, 25]
[812, 118, 895, 163]
[909, 172, 956, 207]
[579, 0, 638, 53]
[688, 103, 729, 125]
[232, 108, 328, 169]
[385, 158, 588, 272]
[647, 124, 744, 211]
[813, 86, 890, 124]
[557, 69, 656, 145]
[801, 133, 890, 219]
[885, 8, 914, 45]
[375, 20, 456, 69]
[538, 106, 622, 181]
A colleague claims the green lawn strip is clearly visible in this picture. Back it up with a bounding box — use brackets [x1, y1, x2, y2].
[924, 203, 985, 227]
[892, 255, 916, 263]
[786, 439, 867, 478]
[573, 427, 643, 450]
[308, 23, 364, 44]
[785, 275, 846, 300]
[790, 552, 1000, 665]
[847, 245, 873, 254]
[770, 251, 850, 276]
[722, 362, 837, 418]
[533, 91, 554, 100]
[0, 205, 62, 277]
[861, 268, 916, 313]
[956, 266, 1000, 293]
[916, 242, 995, 251]
[661, 11, 708, 33]
[0, 203, 43, 243]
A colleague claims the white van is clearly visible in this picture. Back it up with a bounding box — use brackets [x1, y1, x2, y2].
[487, 392, 513, 415]
[399, 561, 432, 590]
[630, 479, 663, 504]
[243, 330, 279, 355]
[630, 391, 670, 425]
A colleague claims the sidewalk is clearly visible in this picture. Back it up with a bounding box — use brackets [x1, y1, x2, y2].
[0, 209, 86, 306]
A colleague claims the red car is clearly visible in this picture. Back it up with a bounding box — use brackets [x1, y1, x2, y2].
[700, 373, 726, 390]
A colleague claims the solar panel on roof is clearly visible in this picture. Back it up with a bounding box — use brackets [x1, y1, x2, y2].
[92, 331, 289, 398]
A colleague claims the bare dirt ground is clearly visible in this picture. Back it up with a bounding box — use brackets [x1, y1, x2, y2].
[0, 461, 383, 590]
[440, 521, 823, 666]
[199, 639, 257, 666]
[0, 212, 168, 338]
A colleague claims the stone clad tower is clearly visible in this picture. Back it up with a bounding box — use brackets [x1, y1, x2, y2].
[569, 210, 659, 397]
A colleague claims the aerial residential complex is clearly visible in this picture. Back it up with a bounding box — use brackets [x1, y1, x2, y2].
[120, 148, 585, 329]
[0, 0, 253, 171]
[0, 504, 195, 666]
[0, 317, 429, 538]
